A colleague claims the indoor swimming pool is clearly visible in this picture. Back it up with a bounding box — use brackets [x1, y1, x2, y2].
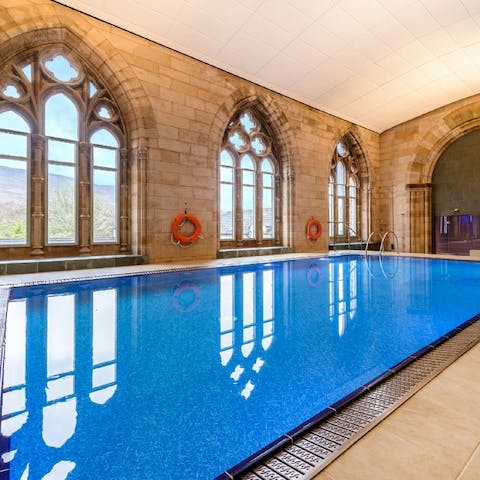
[1, 255, 480, 479]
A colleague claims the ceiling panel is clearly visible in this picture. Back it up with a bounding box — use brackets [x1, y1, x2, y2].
[55, 0, 480, 132]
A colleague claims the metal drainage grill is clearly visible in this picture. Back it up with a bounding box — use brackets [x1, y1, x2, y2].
[231, 318, 480, 480]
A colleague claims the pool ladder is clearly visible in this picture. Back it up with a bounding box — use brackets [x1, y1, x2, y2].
[365, 230, 399, 256]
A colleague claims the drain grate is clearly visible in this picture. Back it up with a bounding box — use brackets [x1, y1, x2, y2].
[220, 317, 480, 480]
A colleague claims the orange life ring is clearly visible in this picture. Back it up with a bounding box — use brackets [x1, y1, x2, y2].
[306, 218, 322, 241]
[171, 213, 202, 245]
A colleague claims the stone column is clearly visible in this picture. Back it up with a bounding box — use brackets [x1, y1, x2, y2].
[78, 142, 91, 255]
[130, 146, 148, 256]
[407, 183, 432, 253]
[275, 173, 281, 245]
[119, 148, 130, 252]
[30, 134, 45, 257]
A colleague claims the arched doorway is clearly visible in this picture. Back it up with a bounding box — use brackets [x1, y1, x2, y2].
[432, 129, 480, 255]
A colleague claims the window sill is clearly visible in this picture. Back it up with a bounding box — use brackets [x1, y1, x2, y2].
[0, 254, 145, 275]
[217, 246, 295, 259]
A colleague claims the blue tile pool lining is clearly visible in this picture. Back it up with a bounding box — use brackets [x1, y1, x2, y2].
[219, 313, 480, 480]
[1, 253, 480, 480]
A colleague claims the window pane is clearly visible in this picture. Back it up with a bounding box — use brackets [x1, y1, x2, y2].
[329, 192, 334, 237]
[241, 154, 254, 170]
[220, 183, 234, 239]
[91, 129, 118, 148]
[242, 170, 255, 185]
[336, 162, 346, 184]
[337, 184, 345, 196]
[48, 139, 75, 164]
[0, 159, 27, 245]
[240, 112, 257, 134]
[242, 185, 255, 238]
[262, 185, 273, 239]
[93, 146, 116, 169]
[44, 55, 79, 83]
[48, 164, 76, 243]
[337, 197, 345, 236]
[0, 111, 30, 133]
[220, 149, 234, 166]
[45, 93, 78, 140]
[349, 197, 357, 235]
[22, 64, 32, 82]
[220, 165, 233, 183]
[0, 131, 27, 157]
[93, 169, 117, 243]
[263, 172, 273, 188]
[261, 158, 273, 173]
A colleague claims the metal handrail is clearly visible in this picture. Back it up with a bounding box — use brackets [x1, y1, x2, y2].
[329, 221, 359, 250]
[380, 230, 400, 256]
[364, 231, 382, 256]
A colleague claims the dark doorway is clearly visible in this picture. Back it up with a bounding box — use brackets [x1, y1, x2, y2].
[432, 130, 480, 255]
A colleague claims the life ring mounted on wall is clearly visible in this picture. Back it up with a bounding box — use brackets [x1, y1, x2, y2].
[306, 217, 322, 241]
[171, 211, 202, 247]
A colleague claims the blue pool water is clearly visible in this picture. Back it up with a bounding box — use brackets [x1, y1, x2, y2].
[1, 255, 480, 479]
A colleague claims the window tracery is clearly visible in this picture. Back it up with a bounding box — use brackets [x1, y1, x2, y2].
[219, 109, 279, 247]
[329, 138, 360, 241]
[0, 46, 127, 253]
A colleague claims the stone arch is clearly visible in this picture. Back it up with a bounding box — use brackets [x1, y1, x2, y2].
[0, 22, 157, 256]
[329, 128, 370, 183]
[209, 87, 299, 249]
[0, 25, 155, 143]
[405, 98, 480, 253]
[407, 99, 480, 185]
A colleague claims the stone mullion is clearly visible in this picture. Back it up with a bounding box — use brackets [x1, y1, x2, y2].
[274, 174, 281, 245]
[119, 148, 129, 252]
[131, 146, 148, 256]
[235, 167, 243, 247]
[256, 169, 263, 246]
[30, 134, 45, 257]
[78, 142, 91, 255]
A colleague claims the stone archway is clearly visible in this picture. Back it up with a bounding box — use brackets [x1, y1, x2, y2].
[208, 87, 299, 250]
[0, 15, 157, 256]
[327, 129, 370, 246]
[405, 100, 480, 253]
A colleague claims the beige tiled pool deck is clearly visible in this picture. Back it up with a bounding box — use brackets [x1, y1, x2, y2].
[1, 251, 479, 480]
[313, 341, 480, 480]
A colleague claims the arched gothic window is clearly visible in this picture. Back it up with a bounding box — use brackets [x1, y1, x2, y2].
[0, 46, 127, 255]
[219, 109, 279, 247]
[329, 139, 360, 242]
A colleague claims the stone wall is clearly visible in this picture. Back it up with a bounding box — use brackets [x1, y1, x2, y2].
[1, 0, 381, 263]
[380, 94, 480, 253]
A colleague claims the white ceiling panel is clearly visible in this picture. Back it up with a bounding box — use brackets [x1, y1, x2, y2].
[446, 17, 480, 48]
[257, 53, 314, 89]
[55, 0, 480, 132]
[422, 0, 470, 25]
